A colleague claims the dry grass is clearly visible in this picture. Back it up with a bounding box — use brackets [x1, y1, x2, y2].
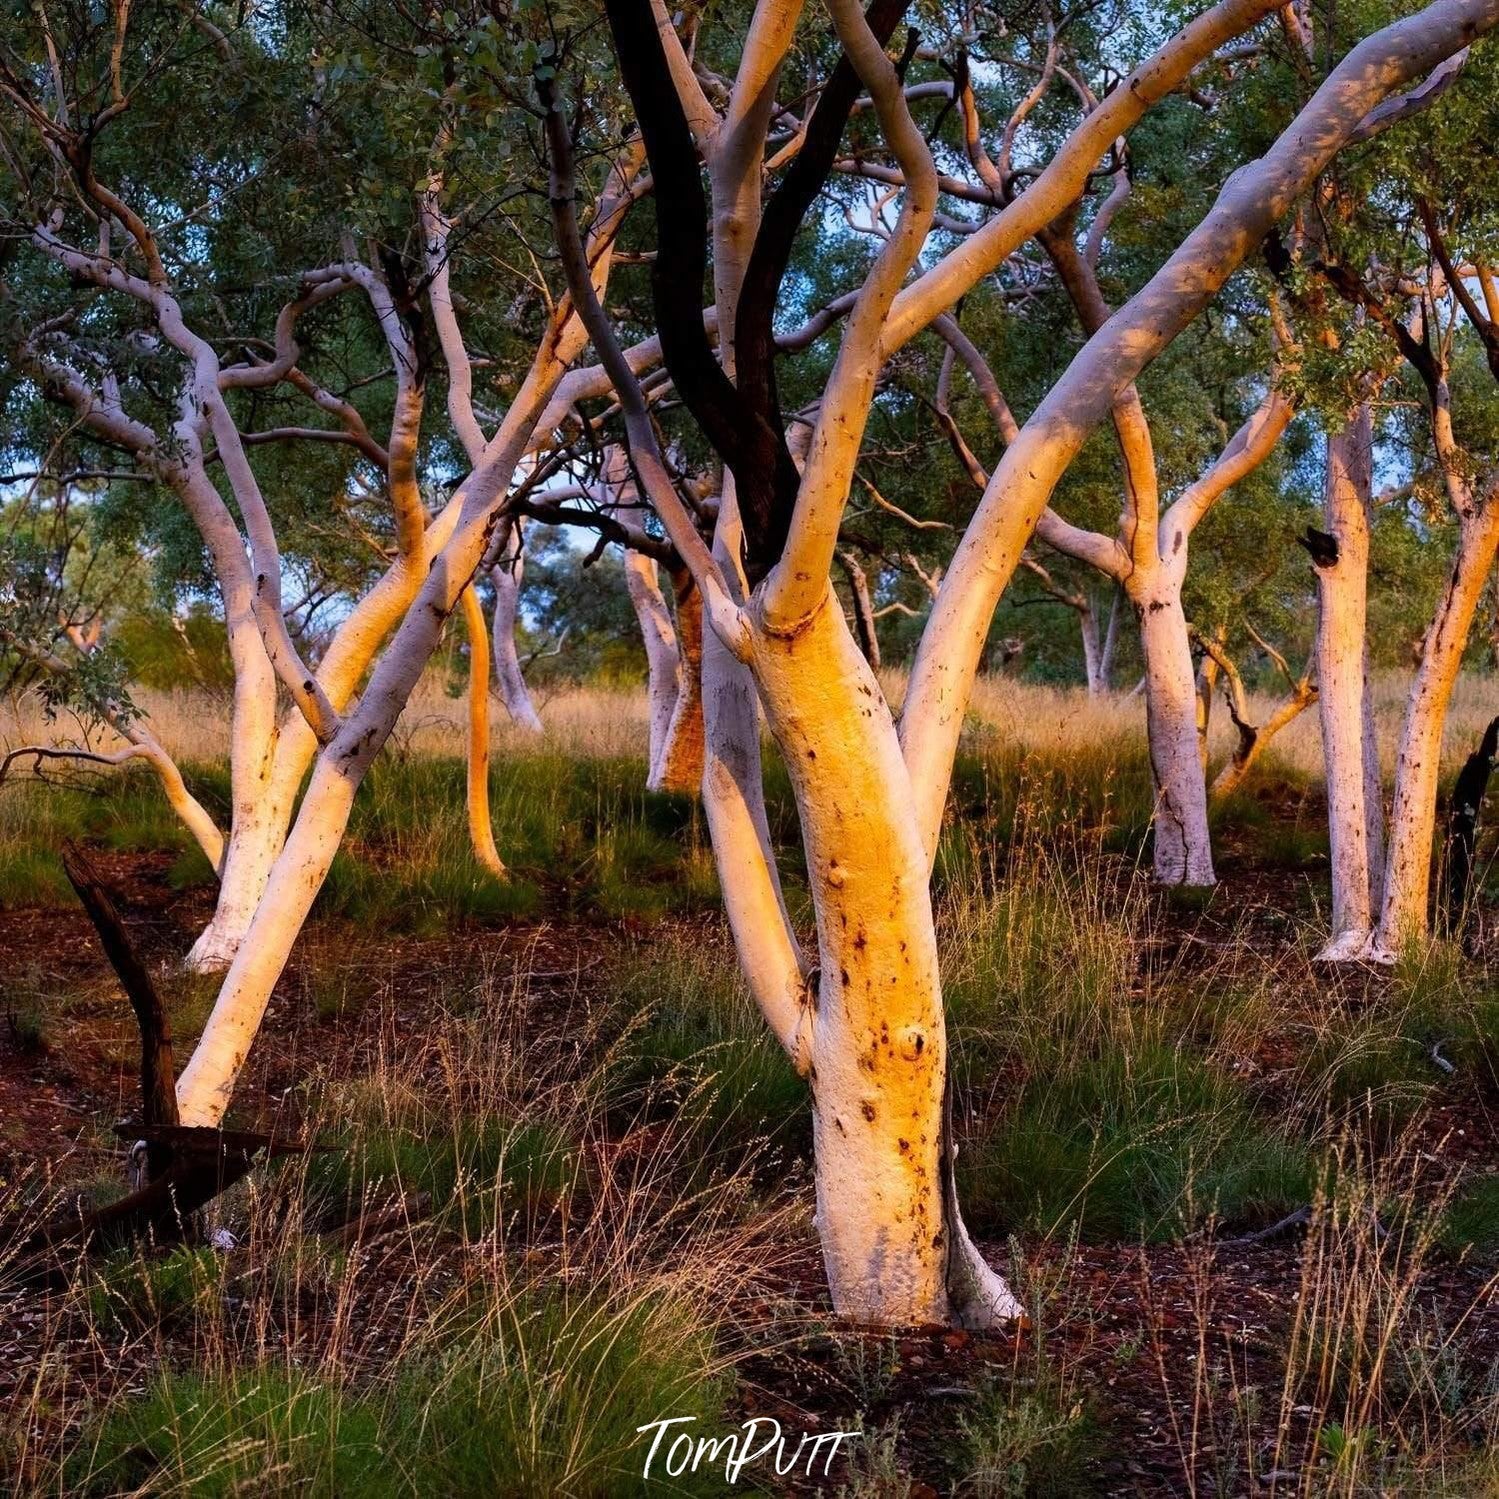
[0, 680, 653, 768]
[4, 668, 1499, 1493]
[7, 664, 1495, 787]
[1, 957, 804, 1497]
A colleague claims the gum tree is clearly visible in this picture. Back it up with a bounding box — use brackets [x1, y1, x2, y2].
[5, 0, 1494, 1331]
[563, 0, 1497, 1322]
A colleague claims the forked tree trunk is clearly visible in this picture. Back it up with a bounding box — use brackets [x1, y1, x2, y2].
[1312, 411, 1383, 961]
[1369, 498, 1499, 958]
[748, 588, 1019, 1326]
[174, 362, 573, 1123]
[1210, 688, 1317, 799]
[491, 548, 545, 735]
[1136, 583, 1216, 885]
[187, 497, 476, 970]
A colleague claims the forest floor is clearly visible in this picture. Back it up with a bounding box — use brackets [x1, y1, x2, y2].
[1, 739, 1498, 1496]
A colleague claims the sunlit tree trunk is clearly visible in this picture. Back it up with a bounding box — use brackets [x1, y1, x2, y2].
[185, 499, 470, 971]
[169, 136, 646, 1116]
[652, 567, 705, 794]
[624, 549, 684, 778]
[174, 407, 554, 1126]
[749, 588, 1020, 1325]
[460, 584, 506, 879]
[1312, 410, 1382, 960]
[1370, 492, 1499, 957]
[1135, 574, 1216, 885]
[180, 475, 283, 974]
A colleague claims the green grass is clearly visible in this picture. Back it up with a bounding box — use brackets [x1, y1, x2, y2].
[0, 765, 225, 909]
[87, 1244, 227, 1331]
[308, 1112, 581, 1239]
[942, 854, 1313, 1240]
[318, 755, 725, 930]
[1438, 1174, 1499, 1260]
[1296, 942, 1493, 1136]
[608, 937, 807, 1159]
[957, 1373, 1103, 1498]
[70, 1288, 731, 1498]
[71, 1367, 383, 1498]
[959, 1041, 1314, 1240]
[0, 740, 1157, 933]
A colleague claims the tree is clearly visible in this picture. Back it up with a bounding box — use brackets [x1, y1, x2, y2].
[3, 0, 1494, 1332]
[564, 0, 1496, 1322]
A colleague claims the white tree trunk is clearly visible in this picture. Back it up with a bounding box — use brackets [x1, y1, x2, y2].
[1313, 411, 1382, 961]
[188, 497, 478, 971]
[624, 550, 684, 778]
[747, 588, 1020, 1326]
[174, 356, 572, 1122]
[652, 568, 705, 794]
[1080, 599, 1103, 695]
[838, 549, 882, 670]
[182, 509, 283, 974]
[1369, 499, 1499, 958]
[1098, 583, 1123, 692]
[1136, 581, 1216, 885]
[184, 792, 284, 973]
[491, 549, 544, 735]
[1362, 656, 1386, 915]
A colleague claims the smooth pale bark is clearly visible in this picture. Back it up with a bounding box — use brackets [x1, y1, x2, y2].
[694, 38, 818, 1073]
[653, 569, 705, 794]
[700, 617, 812, 1063]
[1370, 495, 1499, 958]
[1313, 411, 1382, 961]
[747, 586, 1020, 1326]
[175, 124, 642, 1113]
[1211, 688, 1316, 799]
[170, 202, 625, 1121]
[187, 496, 471, 971]
[1099, 585, 1124, 691]
[175, 397, 553, 1125]
[876, 0, 1286, 360]
[1080, 599, 1103, 695]
[491, 552, 544, 734]
[8, 631, 229, 884]
[624, 550, 684, 778]
[838, 550, 882, 670]
[1362, 659, 1387, 916]
[121, 730, 225, 872]
[589, 0, 1324, 1328]
[899, 0, 1499, 863]
[460, 584, 506, 879]
[172, 459, 284, 974]
[1138, 584, 1216, 885]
